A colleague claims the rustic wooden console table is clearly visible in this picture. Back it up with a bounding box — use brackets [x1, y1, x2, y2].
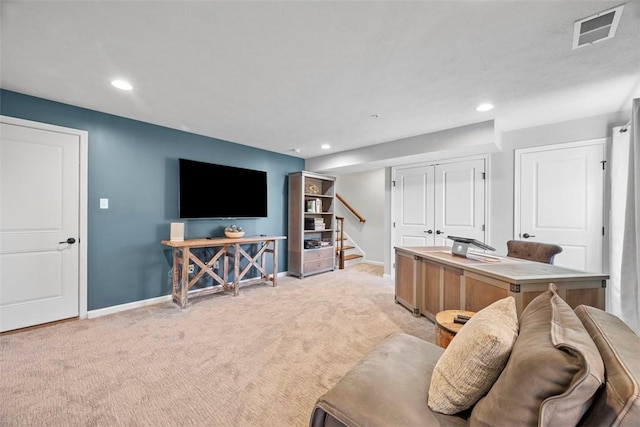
[395, 246, 608, 320]
[161, 235, 286, 308]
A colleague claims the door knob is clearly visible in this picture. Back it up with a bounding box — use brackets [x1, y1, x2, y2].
[424, 230, 433, 234]
[436, 230, 443, 235]
[522, 233, 535, 239]
[59, 237, 76, 244]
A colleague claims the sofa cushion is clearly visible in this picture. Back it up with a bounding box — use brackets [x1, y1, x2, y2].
[427, 297, 518, 414]
[310, 332, 468, 427]
[470, 284, 605, 427]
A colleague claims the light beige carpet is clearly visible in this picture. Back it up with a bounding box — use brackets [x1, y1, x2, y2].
[0, 264, 434, 426]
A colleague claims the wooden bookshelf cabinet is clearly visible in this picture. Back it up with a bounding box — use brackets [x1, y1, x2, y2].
[288, 171, 336, 278]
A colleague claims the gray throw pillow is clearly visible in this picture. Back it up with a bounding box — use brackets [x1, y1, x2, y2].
[469, 284, 605, 427]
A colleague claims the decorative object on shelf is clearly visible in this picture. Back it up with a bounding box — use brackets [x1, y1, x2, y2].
[306, 198, 323, 213]
[305, 182, 320, 195]
[224, 225, 245, 238]
[170, 222, 185, 242]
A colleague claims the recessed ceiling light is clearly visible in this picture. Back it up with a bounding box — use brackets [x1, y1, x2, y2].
[476, 103, 494, 112]
[371, 114, 380, 119]
[111, 80, 133, 91]
[321, 144, 331, 150]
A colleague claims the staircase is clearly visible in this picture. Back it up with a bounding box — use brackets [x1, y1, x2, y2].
[336, 216, 363, 268]
[336, 236, 363, 264]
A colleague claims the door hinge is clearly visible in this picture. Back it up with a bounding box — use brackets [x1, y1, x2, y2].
[481, 172, 486, 179]
[393, 222, 396, 228]
[602, 226, 605, 236]
[601, 160, 606, 170]
[482, 224, 485, 231]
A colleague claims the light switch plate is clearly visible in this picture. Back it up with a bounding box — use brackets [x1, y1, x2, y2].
[100, 198, 109, 209]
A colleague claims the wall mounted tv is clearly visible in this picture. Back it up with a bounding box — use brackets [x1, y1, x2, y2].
[179, 158, 268, 219]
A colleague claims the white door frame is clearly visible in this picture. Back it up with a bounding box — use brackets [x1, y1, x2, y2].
[514, 138, 606, 271]
[390, 154, 491, 278]
[1, 115, 88, 320]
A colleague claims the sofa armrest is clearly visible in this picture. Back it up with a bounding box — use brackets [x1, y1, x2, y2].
[310, 333, 468, 427]
[575, 305, 640, 426]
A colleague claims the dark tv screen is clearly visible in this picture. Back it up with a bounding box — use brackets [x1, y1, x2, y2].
[179, 158, 267, 218]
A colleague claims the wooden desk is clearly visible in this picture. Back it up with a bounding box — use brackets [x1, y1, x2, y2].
[161, 236, 286, 308]
[395, 246, 608, 320]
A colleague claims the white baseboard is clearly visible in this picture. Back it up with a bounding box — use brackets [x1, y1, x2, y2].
[87, 271, 288, 319]
[87, 295, 172, 319]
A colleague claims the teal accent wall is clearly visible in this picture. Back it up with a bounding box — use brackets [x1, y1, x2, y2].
[0, 89, 303, 310]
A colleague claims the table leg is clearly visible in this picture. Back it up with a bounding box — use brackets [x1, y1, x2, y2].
[180, 247, 190, 308]
[233, 243, 240, 296]
[172, 248, 179, 300]
[272, 239, 278, 287]
[223, 249, 229, 290]
[261, 241, 267, 281]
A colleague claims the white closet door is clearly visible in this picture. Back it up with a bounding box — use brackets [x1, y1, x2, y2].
[515, 140, 604, 272]
[392, 157, 487, 259]
[434, 159, 486, 246]
[393, 165, 436, 247]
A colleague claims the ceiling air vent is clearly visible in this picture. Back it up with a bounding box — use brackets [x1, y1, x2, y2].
[573, 4, 624, 49]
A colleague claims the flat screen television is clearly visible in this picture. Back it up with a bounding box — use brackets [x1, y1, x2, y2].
[179, 158, 267, 219]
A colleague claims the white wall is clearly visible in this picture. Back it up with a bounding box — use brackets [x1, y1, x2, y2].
[320, 110, 631, 276]
[335, 169, 386, 264]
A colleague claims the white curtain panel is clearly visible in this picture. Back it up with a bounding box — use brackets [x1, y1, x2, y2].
[611, 98, 640, 334]
[609, 125, 628, 316]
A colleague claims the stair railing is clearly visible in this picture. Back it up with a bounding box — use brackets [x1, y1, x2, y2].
[336, 216, 345, 269]
[336, 194, 366, 223]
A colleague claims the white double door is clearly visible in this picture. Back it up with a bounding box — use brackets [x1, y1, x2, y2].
[393, 158, 486, 249]
[0, 118, 84, 332]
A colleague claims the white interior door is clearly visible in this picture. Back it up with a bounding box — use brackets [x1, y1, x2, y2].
[1, 121, 81, 332]
[515, 140, 605, 272]
[434, 159, 486, 246]
[393, 165, 436, 247]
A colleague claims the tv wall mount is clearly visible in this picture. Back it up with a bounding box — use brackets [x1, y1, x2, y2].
[448, 235, 496, 258]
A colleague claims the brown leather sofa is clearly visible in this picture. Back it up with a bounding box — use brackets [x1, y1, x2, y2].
[310, 303, 640, 427]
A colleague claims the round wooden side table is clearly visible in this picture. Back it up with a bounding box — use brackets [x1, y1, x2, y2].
[435, 310, 475, 349]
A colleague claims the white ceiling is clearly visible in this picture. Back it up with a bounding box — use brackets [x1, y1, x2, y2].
[2, 1, 639, 160]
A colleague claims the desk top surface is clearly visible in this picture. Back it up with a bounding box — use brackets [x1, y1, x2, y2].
[162, 235, 286, 248]
[395, 246, 608, 283]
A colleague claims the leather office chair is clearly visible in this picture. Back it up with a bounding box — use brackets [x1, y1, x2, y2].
[506, 240, 563, 264]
